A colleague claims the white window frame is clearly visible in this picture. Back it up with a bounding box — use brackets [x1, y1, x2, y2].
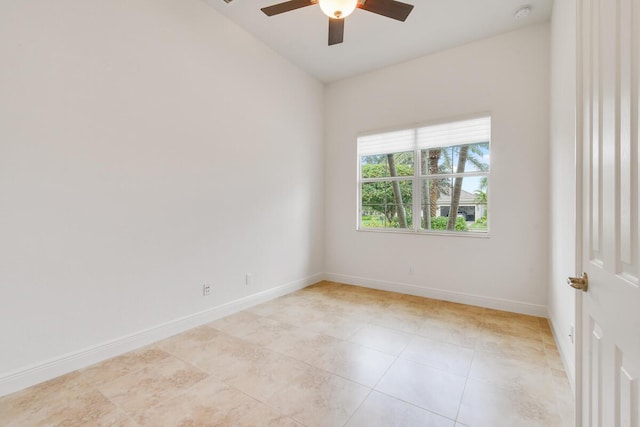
[357, 115, 491, 236]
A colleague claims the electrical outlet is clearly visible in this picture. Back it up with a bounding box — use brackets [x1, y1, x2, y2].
[203, 284, 211, 296]
[246, 273, 253, 286]
[409, 266, 414, 274]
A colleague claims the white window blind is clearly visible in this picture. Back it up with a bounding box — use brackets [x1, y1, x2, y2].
[358, 116, 491, 155]
[357, 129, 415, 156]
[416, 117, 491, 149]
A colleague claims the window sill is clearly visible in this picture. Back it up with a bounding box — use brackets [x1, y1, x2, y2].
[356, 228, 491, 238]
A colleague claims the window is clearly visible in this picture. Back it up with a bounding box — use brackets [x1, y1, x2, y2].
[358, 116, 490, 234]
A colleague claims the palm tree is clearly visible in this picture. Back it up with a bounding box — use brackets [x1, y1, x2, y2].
[474, 176, 488, 203]
[421, 148, 452, 228]
[446, 143, 489, 230]
[474, 176, 488, 220]
[447, 145, 469, 230]
[387, 154, 408, 228]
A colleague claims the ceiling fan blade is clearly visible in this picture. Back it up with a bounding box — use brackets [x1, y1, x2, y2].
[328, 18, 344, 45]
[261, 0, 315, 16]
[357, 0, 414, 21]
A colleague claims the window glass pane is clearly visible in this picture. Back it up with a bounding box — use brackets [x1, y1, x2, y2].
[361, 151, 414, 178]
[420, 177, 453, 229]
[420, 147, 453, 175]
[420, 143, 490, 175]
[357, 117, 490, 236]
[464, 176, 488, 232]
[361, 180, 413, 229]
[420, 176, 488, 232]
[452, 142, 490, 173]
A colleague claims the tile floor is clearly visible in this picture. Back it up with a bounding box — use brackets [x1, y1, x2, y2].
[0, 281, 574, 426]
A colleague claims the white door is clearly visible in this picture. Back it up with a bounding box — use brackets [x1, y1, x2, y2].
[575, 0, 640, 426]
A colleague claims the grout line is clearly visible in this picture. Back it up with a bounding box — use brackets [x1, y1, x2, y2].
[100, 391, 142, 426]
[341, 352, 399, 427]
[2, 282, 562, 426]
[371, 389, 458, 424]
[453, 309, 485, 423]
[453, 348, 476, 424]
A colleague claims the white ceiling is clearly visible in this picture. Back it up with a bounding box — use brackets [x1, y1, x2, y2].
[204, 0, 552, 82]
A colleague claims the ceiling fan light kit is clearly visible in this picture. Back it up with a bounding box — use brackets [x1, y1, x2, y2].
[260, 0, 414, 46]
[319, 0, 358, 18]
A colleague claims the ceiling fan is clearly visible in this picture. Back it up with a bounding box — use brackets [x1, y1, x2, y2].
[260, 0, 414, 46]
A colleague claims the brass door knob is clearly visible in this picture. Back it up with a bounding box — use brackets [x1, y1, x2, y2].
[567, 272, 588, 291]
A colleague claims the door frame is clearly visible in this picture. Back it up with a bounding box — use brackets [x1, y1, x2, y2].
[573, 0, 584, 425]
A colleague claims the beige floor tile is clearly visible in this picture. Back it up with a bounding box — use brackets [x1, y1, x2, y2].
[348, 324, 413, 356]
[483, 308, 541, 324]
[417, 317, 480, 348]
[98, 356, 208, 422]
[264, 301, 329, 325]
[159, 328, 247, 372]
[551, 368, 575, 427]
[156, 324, 220, 357]
[395, 293, 440, 306]
[245, 298, 292, 317]
[208, 310, 302, 352]
[384, 299, 433, 318]
[370, 310, 426, 334]
[260, 324, 340, 362]
[0, 372, 88, 426]
[50, 397, 136, 427]
[78, 346, 171, 387]
[336, 303, 381, 322]
[235, 402, 306, 427]
[458, 378, 563, 427]
[345, 391, 455, 427]
[255, 295, 342, 325]
[541, 327, 557, 345]
[211, 345, 311, 401]
[475, 328, 545, 359]
[266, 366, 370, 427]
[306, 339, 396, 387]
[0, 388, 134, 427]
[468, 349, 552, 393]
[400, 336, 475, 376]
[539, 317, 553, 330]
[139, 376, 258, 426]
[208, 311, 272, 337]
[165, 332, 308, 401]
[303, 313, 366, 340]
[428, 305, 486, 325]
[551, 367, 572, 392]
[375, 358, 466, 419]
[544, 343, 566, 370]
[436, 301, 486, 322]
[482, 310, 543, 340]
[164, 329, 309, 401]
[0, 281, 575, 427]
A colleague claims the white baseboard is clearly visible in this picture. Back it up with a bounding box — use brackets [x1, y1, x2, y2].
[0, 273, 323, 398]
[325, 273, 548, 317]
[1, 271, 549, 397]
[547, 312, 576, 393]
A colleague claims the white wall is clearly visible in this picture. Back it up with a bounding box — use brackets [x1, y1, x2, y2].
[0, 0, 324, 392]
[324, 24, 551, 315]
[549, 0, 577, 386]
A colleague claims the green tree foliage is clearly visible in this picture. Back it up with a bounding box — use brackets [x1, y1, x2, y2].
[431, 216, 468, 231]
[387, 154, 408, 228]
[474, 176, 488, 204]
[361, 143, 489, 231]
[361, 163, 413, 226]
